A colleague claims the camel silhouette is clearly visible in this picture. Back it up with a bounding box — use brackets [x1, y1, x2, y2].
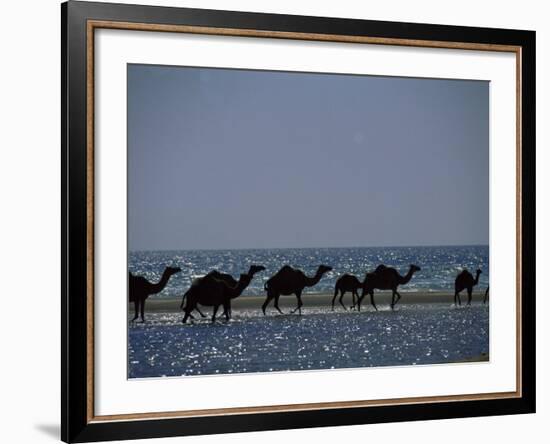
[262, 265, 332, 315]
[181, 265, 264, 323]
[197, 265, 265, 318]
[484, 286, 489, 304]
[332, 274, 363, 311]
[129, 266, 181, 322]
[454, 269, 482, 306]
[356, 264, 421, 311]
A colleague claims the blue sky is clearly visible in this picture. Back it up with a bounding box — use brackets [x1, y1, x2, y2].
[128, 64, 489, 251]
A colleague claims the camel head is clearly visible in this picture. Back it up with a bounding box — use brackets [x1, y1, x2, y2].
[410, 264, 421, 273]
[472, 269, 482, 285]
[166, 266, 182, 276]
[247, 265, 266, 276]
[317, 265, 333, 274]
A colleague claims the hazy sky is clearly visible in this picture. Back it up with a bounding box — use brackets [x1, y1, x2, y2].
[128, 64, 489, 251]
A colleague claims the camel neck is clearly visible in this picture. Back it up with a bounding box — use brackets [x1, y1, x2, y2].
[305, 270, 324, 287]
[230, 275, 252, 298]
[474, 272, 481, 285]
[151, 270, 172, 294]
[399, 267, 415, 285]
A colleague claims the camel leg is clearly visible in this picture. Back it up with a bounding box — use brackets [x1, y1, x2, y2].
[354, 289, 364, 311]
[132, 300, 139, 321]
[390, 291, 396, 310]
[140, 299, 146, 322]
[467, 288, 473, 306]
[262, 291, 278, 315]
[224, 302, 231, 321]
[221, 302, 231, 319]
[261, 296, 271, 315]
[370, 291, 378, 311]
[394, 290, 402, 307]
[484, 287, 489, 304]
[352, 290, 358, 309]
[356, 292, 364, 312]
[291, 291, 304, 315]
[183, 307, 196, 321]
[331, 288, 338, 311]
[455, 291, 462, 306]
[211, 305, 219, 323]
[195, 306, 207, 318]
[297, 293, 304, 316]
[339, 291, 348, 311]
[182, 306, 193, 323]
[273, 294, 284, 315]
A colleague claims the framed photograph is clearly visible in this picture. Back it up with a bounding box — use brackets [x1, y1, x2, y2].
[62, 1, 535, 442]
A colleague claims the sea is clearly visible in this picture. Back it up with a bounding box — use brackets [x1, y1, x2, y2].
[128, 245, 490, 379]
[128, 245, 489, 298]
[129, 305, 489, 378]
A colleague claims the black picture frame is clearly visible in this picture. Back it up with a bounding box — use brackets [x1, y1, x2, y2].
[62, 1, 536, 442]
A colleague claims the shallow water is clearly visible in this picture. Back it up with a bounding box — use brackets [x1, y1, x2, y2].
[128, 303, 489, 378]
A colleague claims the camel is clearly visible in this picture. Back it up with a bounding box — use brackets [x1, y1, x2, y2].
[262, 265, 333, 315]
[129, 266, 181, 322]
[332, 274, 363, 311]
[454, 269, 482, 306]
[181, 265, 265, 319]
[484, 286, 489, 304]
[356, 264, 421, 311]
[181, 265, 265, 323]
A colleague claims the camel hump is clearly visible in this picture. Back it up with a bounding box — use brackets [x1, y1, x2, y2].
[340, 273, 357, 281]
[375, 264, 388, 273]
[190, 275, 205, 286]
[273, 265, 297, 278]
[265, 265, 297, 288]
[335, 274, 348, 284]
[207, 270, 226, 280]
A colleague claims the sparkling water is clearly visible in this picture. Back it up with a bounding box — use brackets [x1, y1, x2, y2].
[129, 245, 489, 297]
[129, 304, 489, 378]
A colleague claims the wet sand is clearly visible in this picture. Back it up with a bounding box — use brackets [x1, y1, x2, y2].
[130, 291, 488, 314]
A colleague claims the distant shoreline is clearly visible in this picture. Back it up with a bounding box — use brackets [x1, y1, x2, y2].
[130, 291, 488, 314]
